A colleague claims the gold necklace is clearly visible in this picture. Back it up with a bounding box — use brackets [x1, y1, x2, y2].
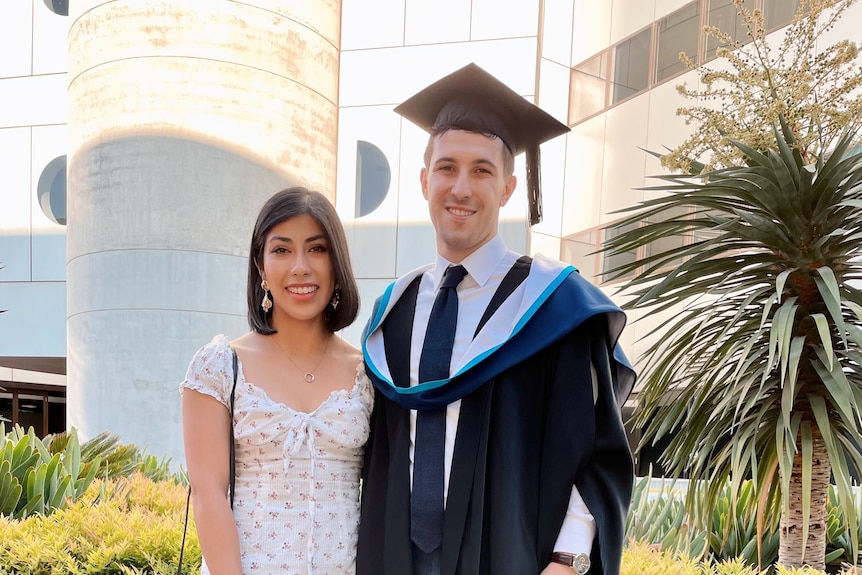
[271, 335, 331, 383]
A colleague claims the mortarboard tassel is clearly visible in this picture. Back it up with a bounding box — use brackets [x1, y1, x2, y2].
[526, 145, 542, 226]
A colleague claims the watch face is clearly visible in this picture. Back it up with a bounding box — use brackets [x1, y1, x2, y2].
[573, 553, 590, 574]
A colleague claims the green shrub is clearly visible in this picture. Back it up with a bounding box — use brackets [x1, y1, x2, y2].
[47, 429, 184, 484]
[0, 473, 200, 575]
[627, 473, 862, 573]
[626, 474, 708, 557]
[708, 480, 779, 566]
[622, 542, 703, 575]
[620, 544, 859, 575]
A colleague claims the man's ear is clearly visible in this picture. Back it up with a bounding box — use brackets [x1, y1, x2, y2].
[420, 167, 429, 200]
[500, 174, 517, 206]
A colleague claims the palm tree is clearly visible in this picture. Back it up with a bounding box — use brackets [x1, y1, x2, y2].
[603, 122, 862, 569]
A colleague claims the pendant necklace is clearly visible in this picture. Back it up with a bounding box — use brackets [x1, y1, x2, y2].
[272, 335, 331, 383]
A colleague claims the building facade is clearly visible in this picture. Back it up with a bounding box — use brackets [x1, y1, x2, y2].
[2, 0, 855, 470]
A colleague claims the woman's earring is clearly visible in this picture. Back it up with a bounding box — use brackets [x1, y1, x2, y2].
[261, 279, 272, 313]
[330, 289, 341, 311]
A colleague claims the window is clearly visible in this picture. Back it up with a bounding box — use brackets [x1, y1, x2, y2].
[0, 386, 66, 438]
[561, 230, 601, 279]
[570, 53, 610, 123]
[37, 155, 66, 225]
[42, 0, 68, 16]
[763, 0, 800, 30]
[612, 28, 652, 104]
[706, 0, 755, 59]
[0, 395, 9, 425]
[602, 221, 640, 282]
[643, 206, 690, 269]
[16, 394, 46, 437]
[566, 0, 803, 126]
[563, 207, 723, 285]
[655, 3, 701, 83]
[355, 141, 391, 218]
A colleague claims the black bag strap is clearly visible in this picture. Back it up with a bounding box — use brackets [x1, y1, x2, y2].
[177, 346, 239, 575]
[177, 487, 191, 575]
[228, 347, 238, 507]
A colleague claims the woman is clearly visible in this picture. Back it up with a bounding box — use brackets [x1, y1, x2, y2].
[180, 187, 371, 575]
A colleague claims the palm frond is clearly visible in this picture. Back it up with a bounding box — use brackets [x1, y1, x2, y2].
[604, 124, 862, 561]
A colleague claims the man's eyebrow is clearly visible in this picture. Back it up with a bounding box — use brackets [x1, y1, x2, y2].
[433, 156, 498, 167]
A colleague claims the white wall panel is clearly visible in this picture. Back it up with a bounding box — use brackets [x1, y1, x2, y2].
[0, 75, 68, 128]
[610, 0, 655, 45]
[644, 72, 697, 182]
[600, 96, 651, 221]
[470, 0, 539, 41]
[562, 115, 605, 236]
[336, 105, 402, 280]
[816, 2, 862, 45]
[0, 127, 32, 282]
[347, 221, 399, 280]
[33, 1, 69, 75]
[655, 0, 697, 21]
[31, 232, 64, 282]
[571, 0, 612, 65]
[394, 114, 429, 217]
[336, 105, 401, 222]
[395, 221, 437, 276]
[0, 1, 33, 78]
[341, 0, 406, 50]
[0, 234, 31, 283]
[531, 123, 567, 237]
[529, 231, 561, 262]
[538, 59, 571, 127]
[404, 0, 470, 45]
[343, 278, 394, 347]
[542, 0, 574, 66]
[339, 38, 538, 107]
[0, 282, 65, 356]
[31, 124, 66, 282]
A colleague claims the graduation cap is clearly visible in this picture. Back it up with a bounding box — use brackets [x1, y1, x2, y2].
[394, 62, 570, 225]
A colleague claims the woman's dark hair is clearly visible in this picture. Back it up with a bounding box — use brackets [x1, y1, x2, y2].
[247, 187, 360, 334]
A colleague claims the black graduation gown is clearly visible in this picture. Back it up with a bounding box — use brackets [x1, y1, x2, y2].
[358, 263, 634, 575]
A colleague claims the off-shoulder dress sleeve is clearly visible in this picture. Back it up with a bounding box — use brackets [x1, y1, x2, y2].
[178, 334, 235, 409]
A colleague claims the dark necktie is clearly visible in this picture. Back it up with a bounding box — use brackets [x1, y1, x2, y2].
[411, 264, 468, 554]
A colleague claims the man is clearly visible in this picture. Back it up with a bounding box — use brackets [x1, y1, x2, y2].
[358, 63, 635, 575]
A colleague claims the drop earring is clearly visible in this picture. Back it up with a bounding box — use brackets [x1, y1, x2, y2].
[330, 288, 341, 311]
[261, 279, 272, 313]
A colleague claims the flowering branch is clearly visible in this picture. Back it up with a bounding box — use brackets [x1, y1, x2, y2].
[663, 0, 862, 174]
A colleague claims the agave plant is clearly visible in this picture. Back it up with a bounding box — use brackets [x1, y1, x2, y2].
[0, 423, 101, 518]
[603, 121, 862, 570]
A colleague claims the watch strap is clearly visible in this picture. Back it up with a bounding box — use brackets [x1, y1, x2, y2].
[550, 551, 590, 574]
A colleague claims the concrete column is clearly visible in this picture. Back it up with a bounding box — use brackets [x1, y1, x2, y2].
[67, 0, 341, 464]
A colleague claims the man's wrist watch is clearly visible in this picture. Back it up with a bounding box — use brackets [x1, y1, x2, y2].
[550, 552, 590, 574]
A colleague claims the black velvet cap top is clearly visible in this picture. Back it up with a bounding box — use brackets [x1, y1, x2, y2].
[394, 63, 570, 225]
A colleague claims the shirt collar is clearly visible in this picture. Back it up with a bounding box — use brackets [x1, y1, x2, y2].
[433, 235, 507, 289]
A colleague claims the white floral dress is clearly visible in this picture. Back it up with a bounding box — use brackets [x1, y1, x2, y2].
[180, 335, 373, 575]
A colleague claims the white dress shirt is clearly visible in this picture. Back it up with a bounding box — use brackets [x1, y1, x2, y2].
[407, 234, 596, 555]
